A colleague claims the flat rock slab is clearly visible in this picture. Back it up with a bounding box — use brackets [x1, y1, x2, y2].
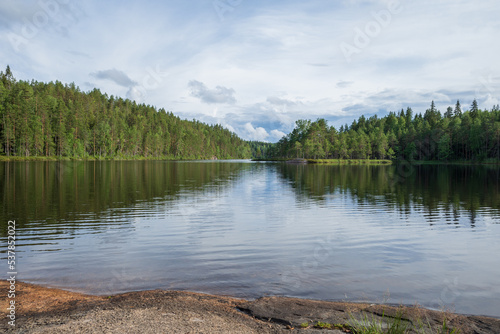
[240, 296, 500, 333]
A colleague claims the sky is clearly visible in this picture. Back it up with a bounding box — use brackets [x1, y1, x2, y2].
[1, 0, 499, 142]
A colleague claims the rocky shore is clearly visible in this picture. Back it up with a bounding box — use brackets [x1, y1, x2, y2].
[2, 281, 499, 333]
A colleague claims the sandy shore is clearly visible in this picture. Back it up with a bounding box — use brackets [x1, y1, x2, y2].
[2, 281, 499, 333]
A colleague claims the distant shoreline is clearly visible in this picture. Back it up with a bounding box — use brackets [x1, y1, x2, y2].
[253, 158, 500, 165]
[252, 158, 390, 164]
[0, 156, 239, 162]
[2, 155, 500, 165]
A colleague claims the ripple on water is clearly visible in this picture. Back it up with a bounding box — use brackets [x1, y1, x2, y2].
[2, 161, 500, 317]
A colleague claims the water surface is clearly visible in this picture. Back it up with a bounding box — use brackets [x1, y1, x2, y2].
[1, 161, 499, 317]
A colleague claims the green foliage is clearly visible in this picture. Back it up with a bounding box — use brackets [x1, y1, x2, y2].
[306, 159, 391, 165]
[349, 311, 412, 334]
[314, 321, 332, 329]
[247, 141, 274, 159]
[295, 311, 460, 334]
[438, 133, 452, 161]
[272, 100, 500, 162]
[0, 67, 251, 160]
[348, 309, 461, 334]
[439, 318, 461, 334]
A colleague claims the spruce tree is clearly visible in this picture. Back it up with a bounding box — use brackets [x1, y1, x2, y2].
[470, 99, 479, 118]
[454, 100, 462, 117]
[445, 106, 453, 118]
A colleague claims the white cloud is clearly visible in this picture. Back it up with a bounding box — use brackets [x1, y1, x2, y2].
[243, 123, 269, 141]
[188, 80, 236, 104]
[270, 129, 286, 141]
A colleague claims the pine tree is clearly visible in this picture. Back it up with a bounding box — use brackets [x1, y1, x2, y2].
[454, 100, 462, 117]
[470, 99, 479, 119]
[405, 107, 413, 124]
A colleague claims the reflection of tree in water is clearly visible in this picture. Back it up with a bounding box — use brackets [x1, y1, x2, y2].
[0, 161, 249, 238]
[276, 163, 500, 226]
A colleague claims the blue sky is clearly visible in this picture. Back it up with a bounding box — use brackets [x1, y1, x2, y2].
[1, 0, 499, 142]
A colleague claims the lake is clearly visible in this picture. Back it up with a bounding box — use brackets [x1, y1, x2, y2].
[1, 160, 499, 317]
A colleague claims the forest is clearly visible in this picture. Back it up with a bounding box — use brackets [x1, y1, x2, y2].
[3, 65, 500, 163]
[270, 100, 500, 162]
[0, 66, 251, 159]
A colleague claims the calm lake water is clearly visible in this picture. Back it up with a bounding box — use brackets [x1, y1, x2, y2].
[1, 160, 500, 317]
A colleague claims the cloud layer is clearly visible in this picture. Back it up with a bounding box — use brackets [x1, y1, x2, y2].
[2, 0, 499, 142]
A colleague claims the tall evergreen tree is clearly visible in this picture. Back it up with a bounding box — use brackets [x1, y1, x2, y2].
[454, 100, 462, 117]
[444, 106, 453, 118]
[470, 99, 479, 118]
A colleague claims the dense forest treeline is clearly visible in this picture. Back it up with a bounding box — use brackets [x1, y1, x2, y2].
[271, 100, 500, 162]
[0, 66, 251, 159]
[4, 65, 500, 162]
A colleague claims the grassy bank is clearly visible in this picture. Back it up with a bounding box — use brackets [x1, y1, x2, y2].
[307, 159, 393, 165]
[0, 155, 66, 161]
[251, 158, 392, 164]
[253, 158, 500, 166]
[0, 155, 231, 162]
